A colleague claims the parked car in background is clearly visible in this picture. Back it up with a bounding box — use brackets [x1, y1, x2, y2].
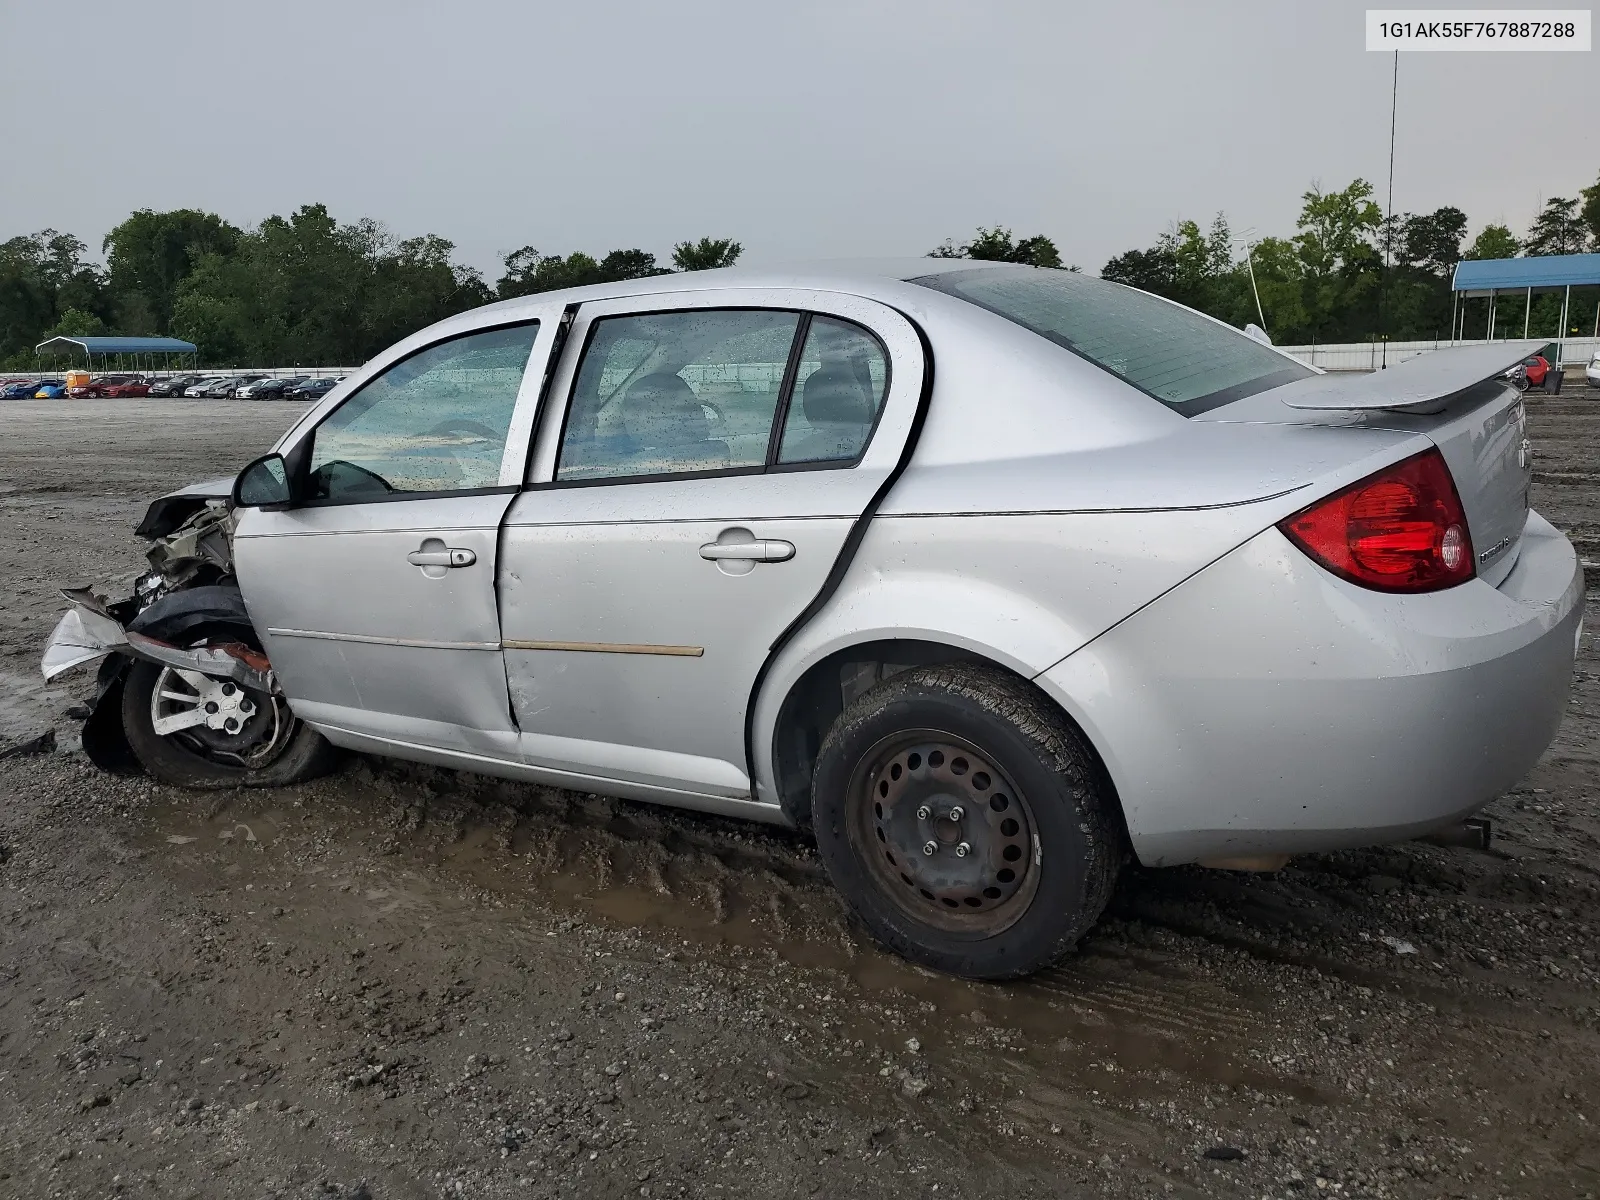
[183, 377, 227, 397]
[68, 374, 136, 398]
[33, 381, 66, 398]
[39, 262, 1582, 980]
[149, 375, 202, 397]
[284, 376, 341, 401]
[217, 374, 266, 398]
[239, 376, 307, 400]
[1587, 352, 1600, 387]
[2, 379, 46, 399]
[1522, 355, 1550, 388]
[201, 375, 266, 399]
[101, 377, 154, 398]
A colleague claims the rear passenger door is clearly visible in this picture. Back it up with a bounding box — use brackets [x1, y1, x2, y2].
[499, 290, 925, 809]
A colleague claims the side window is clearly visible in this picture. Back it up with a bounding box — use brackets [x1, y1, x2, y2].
[307, 323, 538, 501]
[556, 310, 800, 481]
[776, 317, 889, 465]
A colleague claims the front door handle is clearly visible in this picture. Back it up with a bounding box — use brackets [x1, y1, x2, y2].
[699, 539, 795, 563]
[407, 543, 476, 569]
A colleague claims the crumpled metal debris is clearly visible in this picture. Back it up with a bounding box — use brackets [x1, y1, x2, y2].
[41, 607, 128, 681]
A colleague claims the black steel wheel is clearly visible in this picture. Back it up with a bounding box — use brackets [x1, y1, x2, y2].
[812, 663, 1120, 979]
[852, 732, 1040, 935]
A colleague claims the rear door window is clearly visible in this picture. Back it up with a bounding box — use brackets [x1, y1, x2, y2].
[776, 316, 889, 465]
[556, 309, 801, 481]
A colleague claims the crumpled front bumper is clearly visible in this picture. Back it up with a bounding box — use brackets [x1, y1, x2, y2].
[41, 603, 128, 681]
[41, 591, 276, 694]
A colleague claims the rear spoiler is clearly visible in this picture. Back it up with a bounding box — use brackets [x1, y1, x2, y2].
[1273, 341, 1546, 413]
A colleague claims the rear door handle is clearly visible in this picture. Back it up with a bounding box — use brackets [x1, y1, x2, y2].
[699, 539, 795, 563]
[407, 547, 476, 568]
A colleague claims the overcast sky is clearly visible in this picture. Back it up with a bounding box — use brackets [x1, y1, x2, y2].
[3, 0, 1595, 278]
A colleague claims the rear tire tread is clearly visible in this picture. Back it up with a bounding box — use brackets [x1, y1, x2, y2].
[812, 662, 1120, 979]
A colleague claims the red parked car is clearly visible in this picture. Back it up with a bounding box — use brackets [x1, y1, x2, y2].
[1522, 355, 1549, 388]
[67, 374, 137, 398]
[100, 377, 153, 398]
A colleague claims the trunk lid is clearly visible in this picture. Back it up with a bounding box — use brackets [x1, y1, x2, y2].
[1198, 344, 1535, 586]
[1406, 379, 1530, 585]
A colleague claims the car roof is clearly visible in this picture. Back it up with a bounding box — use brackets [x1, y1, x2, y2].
[463, 256, 991, 318]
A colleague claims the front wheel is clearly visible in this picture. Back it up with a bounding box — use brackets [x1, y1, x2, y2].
[811, 663, 1120, 980]
[120, 634, 339, 788]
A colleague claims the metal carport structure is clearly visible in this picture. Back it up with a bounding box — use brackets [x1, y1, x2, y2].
[1451, 253, 1600, 359]
[33, 335, 199, 372]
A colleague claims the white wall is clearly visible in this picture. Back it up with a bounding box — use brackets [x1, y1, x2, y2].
[1275, 338, 1598, 371]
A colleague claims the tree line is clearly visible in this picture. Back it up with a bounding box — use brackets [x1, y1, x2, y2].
[1092, 174, 1600, 345]
[932, 173, 1600, 345]
[0, 209, 742, 369]
[4, 171, 1597, 369]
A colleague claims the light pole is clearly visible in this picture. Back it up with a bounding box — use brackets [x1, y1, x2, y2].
[1381, 48, 1398, 369]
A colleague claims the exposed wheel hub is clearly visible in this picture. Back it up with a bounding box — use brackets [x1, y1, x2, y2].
[150, 664, 289, 766]
[856, 736, 1036, 930]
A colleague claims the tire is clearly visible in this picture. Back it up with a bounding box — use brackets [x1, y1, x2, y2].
[120, 625, 340, 789]
[811, 663, 1120, 980]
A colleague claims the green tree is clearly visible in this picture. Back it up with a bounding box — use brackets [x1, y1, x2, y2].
[1101, 244, 1176, 293]
[1101, 215, 1250, 325]
[171, 204, 490, 366]
[0, 230, 110, 365]
[1397, 207, 1468, 275]
[1521, 197, 1587, 256]
[40, 307, 108, 338]
[1581, 171, 1600, 249]
[102, 209, 240, 335]
[671, 237, 742, 271]
[1465, 224, 1519, 260]
[496, 246, 667, 299]
[1244, 236, 1309, 337]
[930, 226, 1062, 268]
[1292, 179, 1382, 339]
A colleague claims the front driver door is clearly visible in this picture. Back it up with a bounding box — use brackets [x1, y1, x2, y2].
[234, 317, 553, 760]
[499, 292, 924, 808]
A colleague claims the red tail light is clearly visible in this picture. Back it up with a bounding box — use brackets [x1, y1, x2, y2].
[1278, 448, 1474, 593]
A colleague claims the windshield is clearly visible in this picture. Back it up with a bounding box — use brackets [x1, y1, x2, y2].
[912, 266, 1314, 416]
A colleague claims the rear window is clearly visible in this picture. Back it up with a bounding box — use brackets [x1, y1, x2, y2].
[912, 266, 1313, 416]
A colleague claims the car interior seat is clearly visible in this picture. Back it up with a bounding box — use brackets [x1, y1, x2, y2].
[784, 365, 876, 462]
[620, 372, 731, 472]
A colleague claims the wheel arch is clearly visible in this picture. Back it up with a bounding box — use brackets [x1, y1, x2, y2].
[761, 633, 1128, 844]
[82, 584, 262, 775]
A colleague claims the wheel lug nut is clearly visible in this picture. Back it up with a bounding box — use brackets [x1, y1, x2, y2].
[204, 702, 219, 714]
[224, 719, 238, 733]
[948, 806, 965, 822]
[955, 842, 971, 857]
[922, 840, 938, 856]
[916, 805, 931, 821]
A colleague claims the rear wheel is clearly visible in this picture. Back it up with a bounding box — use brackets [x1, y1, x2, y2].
[120, 628, 339, 788]
[812, 663, 1119, 979]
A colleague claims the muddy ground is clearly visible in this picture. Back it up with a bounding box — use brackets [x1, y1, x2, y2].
[1, 393, 1598, 1200]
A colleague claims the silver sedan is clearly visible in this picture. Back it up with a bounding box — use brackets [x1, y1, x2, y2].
[42, 261, 1583, 978]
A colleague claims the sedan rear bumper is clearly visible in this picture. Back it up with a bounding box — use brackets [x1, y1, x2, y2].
[1037, 509, 1583, 866]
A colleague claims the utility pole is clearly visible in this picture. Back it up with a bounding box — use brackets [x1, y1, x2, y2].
[1381, 48, 1398, 369]
[1241, 234, 1268, 334]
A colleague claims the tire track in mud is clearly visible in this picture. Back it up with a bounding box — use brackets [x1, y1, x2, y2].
[125, 755, 1335, 1108]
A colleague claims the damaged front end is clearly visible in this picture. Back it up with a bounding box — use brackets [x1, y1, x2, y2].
[40, 482, 281, 772]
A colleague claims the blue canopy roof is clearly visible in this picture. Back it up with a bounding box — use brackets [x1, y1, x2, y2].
[1453, 253, 1600, 293]
[34, 335, 198, 355]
